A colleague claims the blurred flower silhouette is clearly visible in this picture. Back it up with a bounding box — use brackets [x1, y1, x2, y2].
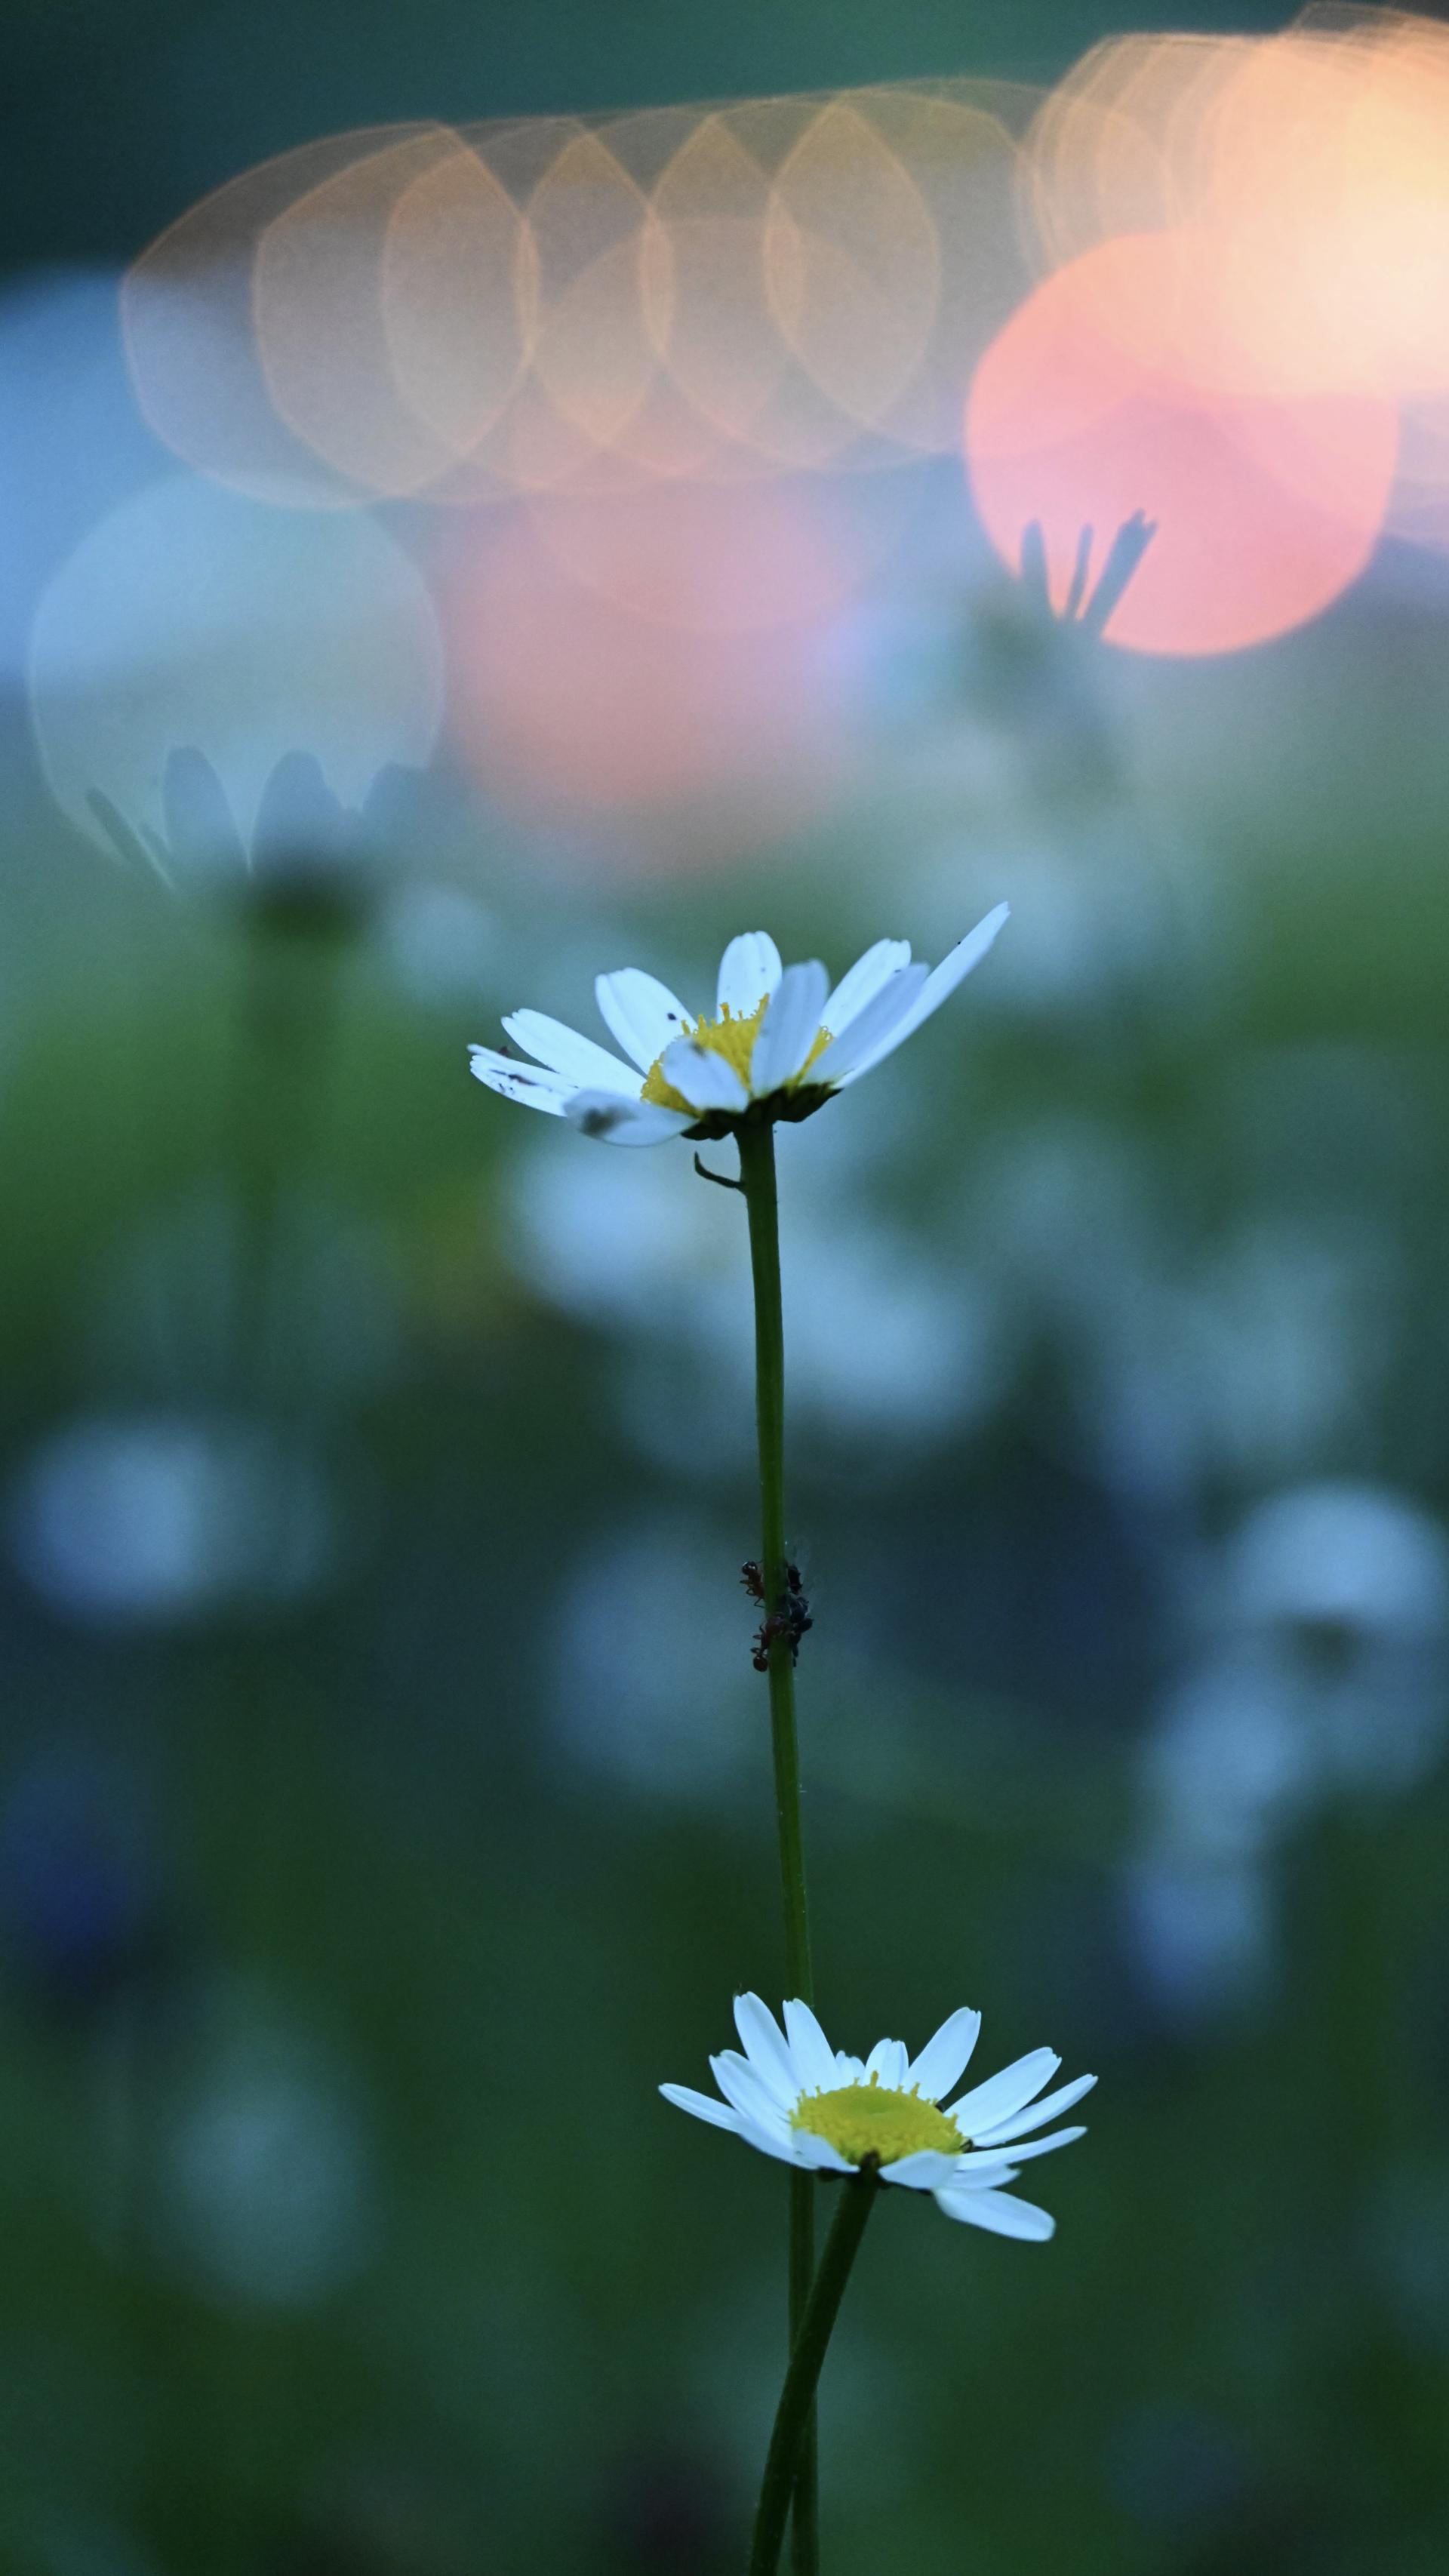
[1224, 1481, 1449, 1662]
[1018, 514, 1158, 642]
[956, 510, 1158, 813]
[87, 746, 417, 935]
[7, 1410, 340, 1624]
[1128, 1479, 1449, 2018]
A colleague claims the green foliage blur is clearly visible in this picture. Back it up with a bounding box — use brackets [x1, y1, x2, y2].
[3, 4, 1449, 2575]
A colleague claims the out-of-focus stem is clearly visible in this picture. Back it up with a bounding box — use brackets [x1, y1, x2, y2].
[746, 2175, 877, 2576]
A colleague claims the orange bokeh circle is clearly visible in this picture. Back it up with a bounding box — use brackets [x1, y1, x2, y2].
[964, 230, 1398, 654]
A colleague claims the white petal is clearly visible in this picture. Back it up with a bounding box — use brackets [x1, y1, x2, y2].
[821, 937, 911, 1039]
[933, 2184, 1055, 2240]
[937, 2153, 1014, 2194]
[949, 2047, 1061, 2139]
[808, 965, 928, 1088]
[659, 1038, 749, 1116]
[564, 1092, 692, 1146]
[732, 1994, 799, 2108]
[791, 2131, 852, 2174]
[716, 931, 783, 1018]
[878, 2149, 961, 2192]
[253, 751, 345, 862]
[835, 2054, 867, 2085]
[750, 959, 829, 1094]
[163, 746, 245, 873]
[974, 2073, 1097, 2147]
[501, 1009, 640, 1097]
[711, 2051, 793, 2136]
[738, 2115, 804, 2167]
[782, 2000, 838, 2097]
[468, 1047, 570, 1115]
[906, 2008, 981, 2105]
[841, 903, 1009, 1085]
[595, 967, 693, 1071]
[975, 2125, 1085, 2164]
[865, 2037, 909, 2088]
[659, 2082, 742, 2134]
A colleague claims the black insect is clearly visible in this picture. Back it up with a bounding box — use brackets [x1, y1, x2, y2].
[741, 1559, 813, 1672]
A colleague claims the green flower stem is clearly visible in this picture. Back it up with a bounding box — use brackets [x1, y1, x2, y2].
[736, 1118, 813, 1999]
[230, 919, 340, 1408]
[215, 913, 346, 2576]
[736, 1115, 817, 2574]
[785, 2166, 818, 2576]
[747, 2175, 878, 2576]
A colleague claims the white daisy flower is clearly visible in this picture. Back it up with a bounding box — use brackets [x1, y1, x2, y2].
[469, 908, 1008, 1146]
[661, 1993, 1094, 2241]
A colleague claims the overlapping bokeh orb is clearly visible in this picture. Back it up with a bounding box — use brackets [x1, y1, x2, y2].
[103, 10, 1449, 722]
[122, 88, 1033, 506]
[985, 8, 1449, 648]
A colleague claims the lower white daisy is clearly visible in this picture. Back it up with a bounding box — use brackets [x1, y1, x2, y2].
[661, 1993, 1094, 2241]
[469, 910, 1008, 1146]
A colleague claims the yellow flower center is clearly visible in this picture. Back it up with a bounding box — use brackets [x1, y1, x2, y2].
[790, 2072, 963, 2167]
[640, 998, 831, 1114]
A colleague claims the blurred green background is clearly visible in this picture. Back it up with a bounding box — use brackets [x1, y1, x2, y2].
[4, 2, 1449, 2573]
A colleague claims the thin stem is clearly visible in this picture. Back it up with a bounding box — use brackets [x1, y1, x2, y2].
[787, 2168, 818, 2572]
[736, 1116, 817, 2572]
[214, 916, 344, 2576]
[736, 1119, 812, 1999]
[747, 2176, 878, 2576]
[229, 922, 338, 1409]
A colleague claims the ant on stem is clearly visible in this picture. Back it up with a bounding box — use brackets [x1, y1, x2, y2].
[741, 1559, 813, 1673]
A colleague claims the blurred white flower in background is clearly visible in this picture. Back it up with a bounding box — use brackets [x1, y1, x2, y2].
[907, 824, 1215, 1026]
[5, 1196, 394, 1623]
[1123, 1217, 1402, 1500]
[1128, 1479, 1449, 2018]
[7, 1411, 341, 1624]
[509, 1119, 1003, 1462]
[1223, 1481, 1449, 1797]
[1172, 1224, 1405, 1489]
[379, 882, 498, 1008]
[162, 2021, 374, 2308]
[1124, 1855, 1275, 2021]
[968, 1115, 1164, 1343]
[969, 1117, 1407, 1507]
[88, 744, 419, 928]
[549, 1517, 755, 1801]
[29, 472, 442, 860]
[1143, 1652, 1317, 1869]
[1223, 1481, 1449, 1652]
